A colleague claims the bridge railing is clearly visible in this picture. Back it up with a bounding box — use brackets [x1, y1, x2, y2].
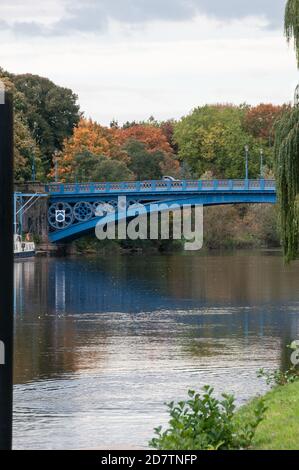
[45, 179, 276, 195]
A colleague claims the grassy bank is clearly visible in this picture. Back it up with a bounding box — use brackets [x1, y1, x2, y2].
[237, 381, 299, 450]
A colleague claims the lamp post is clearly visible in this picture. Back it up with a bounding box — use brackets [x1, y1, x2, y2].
[260, 148, 264, 179]
[244, 145, 249, 181]
[54, 151, 59, 183]
[0, 90, 14, 450]
[31, 147, 36, 182]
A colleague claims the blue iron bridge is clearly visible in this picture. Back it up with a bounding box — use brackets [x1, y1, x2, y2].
[45, 179, 277, 243]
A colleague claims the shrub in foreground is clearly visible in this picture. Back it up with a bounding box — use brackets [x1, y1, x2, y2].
[150, 386, 266, 450]
[257, 343, 299, 387]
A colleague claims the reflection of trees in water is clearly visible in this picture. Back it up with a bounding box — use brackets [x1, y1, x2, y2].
[166, 252, 299, 304]
[13, 254, 299, 384]
[94, 251, 299, 305]
[177, 310, 299, 366]
[184, 337, 228, 359]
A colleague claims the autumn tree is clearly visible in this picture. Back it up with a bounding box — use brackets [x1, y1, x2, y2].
[243, 104, 284, 141]
[160, 120, 178, 154]
[242, 104, 286, 179]
[115, 124, 173, 154]
[53, 118, 128, 181]
[115, 123, 180, 177]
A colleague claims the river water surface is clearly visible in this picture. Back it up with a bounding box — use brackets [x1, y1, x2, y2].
[13, 251, 299, 449]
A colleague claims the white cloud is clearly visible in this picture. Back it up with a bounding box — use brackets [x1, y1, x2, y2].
[0, 0, 285, 36]
[0, 1, 64, 24]
[0, 3, 297, 124]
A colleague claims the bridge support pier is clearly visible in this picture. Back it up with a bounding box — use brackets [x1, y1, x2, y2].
[14, 183, 75, 255]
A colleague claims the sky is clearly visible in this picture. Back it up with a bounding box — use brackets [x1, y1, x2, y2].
[0, 0, 298, 124]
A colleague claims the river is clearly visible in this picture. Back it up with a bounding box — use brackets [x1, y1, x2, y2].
[13, 251, 299, 449]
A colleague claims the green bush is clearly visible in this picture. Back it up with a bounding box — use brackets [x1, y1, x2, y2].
[257, 343, 299, 387]
[149, 386, 266, 450]
[257, 367, 299, 387]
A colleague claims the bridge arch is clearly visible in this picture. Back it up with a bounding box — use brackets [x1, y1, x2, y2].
[47, 181, 276, 243]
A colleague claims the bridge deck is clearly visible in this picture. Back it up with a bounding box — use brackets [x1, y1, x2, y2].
[46, 179, 276, 196]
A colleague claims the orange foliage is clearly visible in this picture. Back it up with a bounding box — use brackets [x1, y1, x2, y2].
[50, 118, 128, 179]
[114, 124, 173, 154]
[243, 104, 285, 140]
[114, 124, 180, 177]
[50, 120, 181, 181]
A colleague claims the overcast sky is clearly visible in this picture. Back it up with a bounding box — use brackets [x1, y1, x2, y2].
[0, 0, 298, 124]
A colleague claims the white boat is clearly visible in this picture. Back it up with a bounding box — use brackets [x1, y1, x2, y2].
[14, 234, 35, 258]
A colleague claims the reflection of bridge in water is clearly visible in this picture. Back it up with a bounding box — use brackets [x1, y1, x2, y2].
[45, 179, 276, 243]
[14, 253, 298, 321]
[13, 253, 299, 401]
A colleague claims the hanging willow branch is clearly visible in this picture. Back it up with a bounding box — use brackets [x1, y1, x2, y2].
[285, 0, 299, 67]
[273, 1, 299, 261]
[274, 105, 299, 262]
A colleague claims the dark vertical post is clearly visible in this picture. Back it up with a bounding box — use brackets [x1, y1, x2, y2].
[260, 148, 264, 179]
[55, 156, 58, 183]
[31, 153, 36, 182]
[244, 145, 249, 181]
[0, 90, 14, 450]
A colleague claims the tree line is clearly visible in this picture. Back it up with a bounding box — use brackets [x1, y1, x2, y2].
[0, 67, 287, 185]
[0, 68, 283, 251]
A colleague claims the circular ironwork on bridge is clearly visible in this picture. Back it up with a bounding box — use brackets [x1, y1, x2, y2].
[73, 201, 93, 222]
[48, 202, 74, 229]
[93, 201, 116, 216]
[108, 200, 118, 209]
[93, 201, 103, 215]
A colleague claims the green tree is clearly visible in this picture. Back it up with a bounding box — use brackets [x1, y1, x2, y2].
[125, 140, 164, 180]
[285, 0, 299, 67]
[12, 73, 80, 176]
[14, 114, 42, 182]
[73, 151, 133, 182]
[174, 105, 270, 178]
[0, 68, 81, 180]
[274, 0, 299, 261]
[0, 72, 42, 181]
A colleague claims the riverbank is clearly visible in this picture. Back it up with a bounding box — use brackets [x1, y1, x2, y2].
[237, 381, 299, 450]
